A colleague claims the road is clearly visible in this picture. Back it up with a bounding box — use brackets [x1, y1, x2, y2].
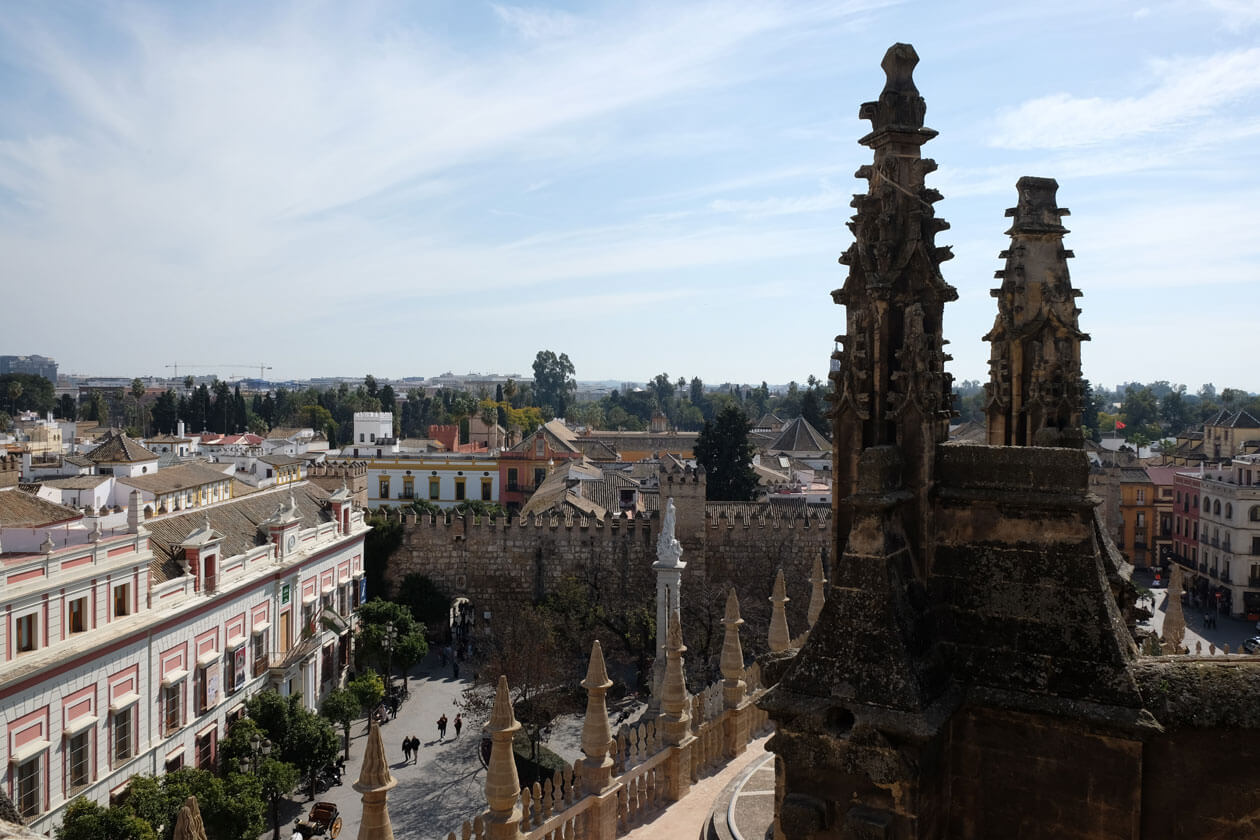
[272, 651, 487, 840]
[1136, 568, 1258, 654]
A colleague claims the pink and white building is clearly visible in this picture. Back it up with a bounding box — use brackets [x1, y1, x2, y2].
[0, 480, 366, 834]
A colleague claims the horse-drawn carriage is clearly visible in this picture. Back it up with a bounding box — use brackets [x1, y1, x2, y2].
[293, 801, 342, 838]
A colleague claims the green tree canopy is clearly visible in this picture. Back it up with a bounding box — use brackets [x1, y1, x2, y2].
[320, 687, 361, 760]
[695, 404, 759, 501]
[354, 598, 429, 679]
[56, 798, 156, 840]
[531, 350, 576, 418]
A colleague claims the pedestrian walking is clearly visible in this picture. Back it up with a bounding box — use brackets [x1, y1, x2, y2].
[410, 735, 419, 763]
[452, 660, 460, 679]
[438, 713, 448, 740]
[454, 714, 462, 738]
[401, 736, 411, 763]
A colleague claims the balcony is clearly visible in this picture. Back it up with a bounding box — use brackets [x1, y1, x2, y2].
[507, 482, 520, 492]
[1250, 576, 1260, 588]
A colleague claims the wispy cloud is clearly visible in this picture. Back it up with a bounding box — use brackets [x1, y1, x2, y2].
[990, 47, 1260, 149]
[491, 4, 581, 40]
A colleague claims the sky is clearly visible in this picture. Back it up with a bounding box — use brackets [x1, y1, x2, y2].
[1, 1, 1259, 392]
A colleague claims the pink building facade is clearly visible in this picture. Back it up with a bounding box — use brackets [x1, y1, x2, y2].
[0, 482, 366, 834]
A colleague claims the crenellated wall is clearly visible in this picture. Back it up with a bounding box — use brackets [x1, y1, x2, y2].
[384, 504, 832, 633]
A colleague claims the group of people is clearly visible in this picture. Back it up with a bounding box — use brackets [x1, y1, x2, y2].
[436, 712, 462, 741]
[400, 735, 422, 764]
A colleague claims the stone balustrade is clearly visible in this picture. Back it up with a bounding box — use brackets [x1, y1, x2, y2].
[442, 566, 810, 840]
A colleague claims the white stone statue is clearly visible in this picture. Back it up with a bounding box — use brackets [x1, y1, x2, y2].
[656, 498, 683, 565]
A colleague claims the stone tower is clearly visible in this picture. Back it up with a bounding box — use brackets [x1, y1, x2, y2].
[984, 176, 1089, 448]
[830, 42, 957, 560]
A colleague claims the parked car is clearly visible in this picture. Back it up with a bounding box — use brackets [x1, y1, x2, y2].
[1242, 637, 1260, 655]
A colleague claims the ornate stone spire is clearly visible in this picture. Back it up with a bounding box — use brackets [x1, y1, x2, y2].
[831, 42, 957, 559]
[660, 610, 691, 747]
[650, 498, 686, 710]
[484, 676, 524, 839]
[768, 569, 791, 652]
[1163, 563, 1186, 653]
[353, 720, 397, 840]
[579, 641, 614, 793]
[173, 796, 208, 840]
[807, 551, 827, 629]
[720, 588, 746, 708]
[984, 176, 1089, 447]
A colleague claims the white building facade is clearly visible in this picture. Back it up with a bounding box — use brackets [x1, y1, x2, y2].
[0, 482, 366, 834]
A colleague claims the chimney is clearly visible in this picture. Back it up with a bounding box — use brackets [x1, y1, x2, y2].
[177, 420, 185, 438]
[127, 490, 141, 534]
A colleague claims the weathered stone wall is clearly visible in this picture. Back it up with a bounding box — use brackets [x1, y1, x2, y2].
[384, 506, 832, 634]
[947, 707, 1142, 840]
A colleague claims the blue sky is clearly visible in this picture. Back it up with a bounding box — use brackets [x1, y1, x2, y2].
[2, 1, 1259, 391]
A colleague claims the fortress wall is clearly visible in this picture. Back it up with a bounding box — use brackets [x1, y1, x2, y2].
[384, 506, 833, 635]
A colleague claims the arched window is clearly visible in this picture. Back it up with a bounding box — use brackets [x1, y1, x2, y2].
[1204, 496, 1211, 512]
[1225, 503, 1233, 519]
[1251, 505, 1260, 522]
[1214, 499, 1221, 515]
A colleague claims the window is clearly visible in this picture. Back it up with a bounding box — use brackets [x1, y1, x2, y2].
[196, 730, 215, 769]
[113, 707, 133, 763]
[534, 468, 546, 487]
[252, 630, 269, 677]
[359, 433, 364, 442]
[1252, 505, 1260, 522]
[114, 583, 131, 618]
[535, 437, 545, 457]
[67, 731, 91, 793]
[1136, 512, 1146, 527]
[507, 468, 519, 491]
[15, 614, 37, 653]
[162, 684, 182, 735]
[455, 479, 466, 501]
[1214, 500, 1222, 515]
[16, 756, 40, 820]
[194, 666, 208, 714]
[402, 475, 414, 499]
[302, 603, 316, 638]
[429, 478, 441, 500]
[1137, 489, 1145, 503]
[378, 478, 390, 499]
[1204, 497, 1211, 513]
[67, 598, 87, 634]
[1226, 503, 1233, 519]
[481, 479, 492, 501]
[165, 754, 183, 773]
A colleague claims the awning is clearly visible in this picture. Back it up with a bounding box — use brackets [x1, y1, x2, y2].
[320, 608, 352, 635]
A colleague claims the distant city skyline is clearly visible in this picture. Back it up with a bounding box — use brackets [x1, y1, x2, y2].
[3, 2, 1259, 390]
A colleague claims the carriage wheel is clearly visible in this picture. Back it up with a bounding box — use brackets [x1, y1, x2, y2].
[330, 816, 343, 838]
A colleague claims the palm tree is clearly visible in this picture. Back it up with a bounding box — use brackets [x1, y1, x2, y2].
[7, 380, 22, 414]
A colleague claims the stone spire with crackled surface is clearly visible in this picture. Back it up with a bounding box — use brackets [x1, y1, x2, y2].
[984, 176, 1088, 448]
[354, 720, 397, 840]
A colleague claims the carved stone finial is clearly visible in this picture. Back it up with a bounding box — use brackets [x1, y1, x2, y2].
[720, 589, 746, 709]
[1162, 564, 1186, 652]
[807, 551, 828, 629]
[579, 641, 614, 793]
[172, 795, 208, 840]
[660, 610, 691, 746]
[353, 719, 397, 839]
[485, 676, 524, 837]
[41, 531, 55, 554]
[768, 569, 792, 652]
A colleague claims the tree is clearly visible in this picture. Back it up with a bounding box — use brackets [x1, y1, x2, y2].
[531, 350, 576, 418]
[800, 389, 829, 437]
[56, 798, 156, 840]
[152, 389, 179, 434]
[218, 718, 299, 840]
[122, 768, 265, 840]
[243, 691, 338, 803]
[320, 688, 361, 760]
[354, 599, 429, 682]
[1120, 385, 1158, 436]
[6, 379, 22, 414]
[695, 405, 759, 501]
[1160, 385, 1191, 434]
[396, 572, 452, 633]
[57, 392, 77, 421]
[648, 373, 675, 410]
[347, 670, 386, 720]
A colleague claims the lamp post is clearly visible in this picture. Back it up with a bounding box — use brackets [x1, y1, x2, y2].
[383, 622, 398, 698]
[240, 733, 279, 840]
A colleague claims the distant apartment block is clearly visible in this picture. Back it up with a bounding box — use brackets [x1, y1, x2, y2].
[0, 355, 57, 382]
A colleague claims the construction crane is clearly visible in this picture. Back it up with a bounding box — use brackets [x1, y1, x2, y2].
[166, 363, 273, 380]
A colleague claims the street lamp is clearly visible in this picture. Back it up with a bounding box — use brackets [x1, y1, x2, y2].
[383, 622, 398, 697]
[239, 734, 279, 840]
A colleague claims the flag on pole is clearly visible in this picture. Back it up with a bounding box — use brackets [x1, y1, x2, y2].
[1115, 420, 1126, 430]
